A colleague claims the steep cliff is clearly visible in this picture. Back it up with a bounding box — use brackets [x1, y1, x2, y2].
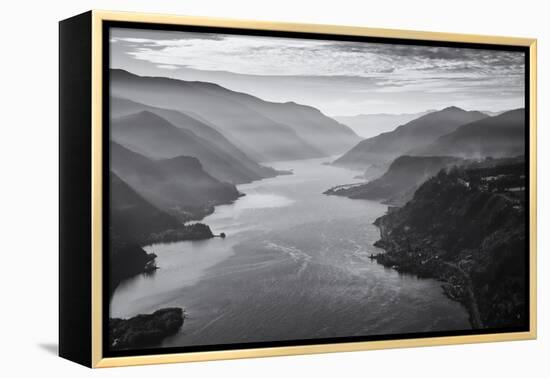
[373, 161, 527, 329]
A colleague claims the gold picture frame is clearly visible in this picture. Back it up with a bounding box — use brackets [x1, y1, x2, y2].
[59, 10, 537, 368]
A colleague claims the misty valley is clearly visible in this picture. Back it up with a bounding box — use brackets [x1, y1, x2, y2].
[108, 67, 526, 351]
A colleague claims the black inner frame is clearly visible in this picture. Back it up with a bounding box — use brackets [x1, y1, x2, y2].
[102, 20, 531, 358]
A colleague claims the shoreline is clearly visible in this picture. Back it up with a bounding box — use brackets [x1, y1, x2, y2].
[369, 237, 481, 329]
[370, 161, 527, 330]
[110, 159, 472, 349]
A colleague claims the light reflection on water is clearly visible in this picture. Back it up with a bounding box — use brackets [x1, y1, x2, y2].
[110, 157, 471, 346]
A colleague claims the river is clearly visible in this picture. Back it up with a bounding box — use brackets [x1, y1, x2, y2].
[110, 157, 470, 347]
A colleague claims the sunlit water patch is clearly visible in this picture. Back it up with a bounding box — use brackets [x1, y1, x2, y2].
[110, 157, 470, 344]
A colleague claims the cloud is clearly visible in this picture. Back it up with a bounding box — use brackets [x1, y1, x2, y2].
[111, 29, 524, 80]
[109, 27, 525, 115]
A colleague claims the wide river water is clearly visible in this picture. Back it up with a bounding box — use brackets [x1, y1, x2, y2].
[111, 157, 470, 347]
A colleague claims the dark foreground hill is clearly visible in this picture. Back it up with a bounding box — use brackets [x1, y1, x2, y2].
[109, 172, 214, 295]
[373, 160, 527, 329]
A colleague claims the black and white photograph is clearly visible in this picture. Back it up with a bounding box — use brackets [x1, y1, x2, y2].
[106, 26, 528, 353]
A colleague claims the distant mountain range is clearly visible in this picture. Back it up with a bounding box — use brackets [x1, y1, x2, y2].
[412, 109, 525, 159]
[328, 107, 525, 207]
[111, 108, 281, 185]
[332, 106, 487, 170]
[110, 97, 279, 184]
[110, 141, 241, 221]
[333, 110, 434, 139]
[110, 69, 361, 162]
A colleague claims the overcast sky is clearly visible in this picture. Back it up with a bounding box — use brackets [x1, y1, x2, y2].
[110, 27, 525, 116]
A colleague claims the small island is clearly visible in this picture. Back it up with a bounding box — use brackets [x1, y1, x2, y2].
[109, 308, 185, 350]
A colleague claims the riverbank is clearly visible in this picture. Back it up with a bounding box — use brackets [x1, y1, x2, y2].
[111, 157, 470, 348]
[110, 223, 216, 297]
[108, 222, 220, 351]
[370, 242, 483, 328]
[372, 163, 527, 329]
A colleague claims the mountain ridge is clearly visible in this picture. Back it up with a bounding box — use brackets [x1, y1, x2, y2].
[411, 108, 525, 159]
[110, 69, 361, 162]
[332, 106, 487, 170]
[111, 109, 279, 184]
[325, 155, 463, 205]
[110, 140, 241, 221]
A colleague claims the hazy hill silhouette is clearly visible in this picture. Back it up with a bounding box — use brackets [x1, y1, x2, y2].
[333, 106, 487, 169]
[412, 109, 525, 159]
[110, 69, 360, 162]
[110, 141, 240, 221]
[111, 97, 279, 183]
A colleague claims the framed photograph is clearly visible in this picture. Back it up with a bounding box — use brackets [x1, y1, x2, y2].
[59, 10, 537, 368]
